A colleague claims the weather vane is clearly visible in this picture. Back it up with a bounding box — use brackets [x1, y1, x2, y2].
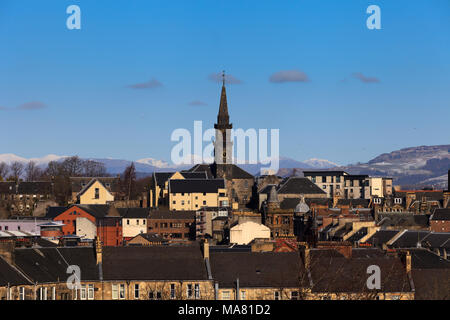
[222, 70, 225, 86]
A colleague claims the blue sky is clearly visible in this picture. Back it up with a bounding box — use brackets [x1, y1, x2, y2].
[1, 0, 449, 165]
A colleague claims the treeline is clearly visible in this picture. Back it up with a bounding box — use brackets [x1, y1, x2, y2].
[0, 156, 107, 182]
[0, 156, 152, 206]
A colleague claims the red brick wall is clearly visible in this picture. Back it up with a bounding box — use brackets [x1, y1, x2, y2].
[97, 220, 122, 247]
[147, 218, 193, 240]
[54, 207, 96, 235]
[430, 221, 450, 233]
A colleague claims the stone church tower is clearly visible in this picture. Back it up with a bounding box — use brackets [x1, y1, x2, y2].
[214, 72, 233, 167]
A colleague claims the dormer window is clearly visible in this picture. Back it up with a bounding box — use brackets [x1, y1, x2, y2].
[394, 198, 402, 204]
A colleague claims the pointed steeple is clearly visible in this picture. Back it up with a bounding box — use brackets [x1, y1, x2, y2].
[217, 71, 230, 126]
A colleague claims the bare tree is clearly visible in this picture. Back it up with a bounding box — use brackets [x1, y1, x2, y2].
[25, 161, 43, 181]
[0, 162, 9, 181]
[61, 156, 84, 176]
[10, 161, 24, 181]
[82, 160, 107, 177]
[122, 162, 136, 200]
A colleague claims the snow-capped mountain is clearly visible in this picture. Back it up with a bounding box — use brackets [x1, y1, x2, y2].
[0, 154, 68, 165]
[303, 158, 338, 169]
[136, 158, 173, 168]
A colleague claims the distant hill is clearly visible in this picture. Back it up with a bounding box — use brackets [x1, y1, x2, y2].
[277, 145, 450, 189]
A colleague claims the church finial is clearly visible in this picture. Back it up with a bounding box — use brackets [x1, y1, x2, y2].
[222, 70, 226, 86]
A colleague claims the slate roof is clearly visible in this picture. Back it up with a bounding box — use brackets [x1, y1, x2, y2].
[102, 245, 208, 281]
[408, 248, 450, 269]
[210, 251, 307, 288]
[0, 182, 16, 194]
[13, 247, 99, 283]
[75, 204, 118, 219]
[153, 172, 175, 188]
[363, 230, 399, 246]
[34, 238, 59, 248]
[407, 248, 450, 300]
[213, 164, 254, 179]
[45, 206, 68, 219]
[346, 227, 368, 243]
[17, 182, 53, 195]
[117, 208, 151, 219]
[70, 177, 119, 193]
[377, 213, 429, 228]
[419, 232, 450, 249]
[180, 172, 208, 179]
[309, 248, 412, 293]
[0, 256, 31, 286]
[390, 230, 431, 248]
[280, 198, 302, 210]
[131, 233, 168, 244]
[430, 208, 450, 221]
[277, 177, 326, 195]
[169, 179, 225, 193]
[187, 164, 214, 179]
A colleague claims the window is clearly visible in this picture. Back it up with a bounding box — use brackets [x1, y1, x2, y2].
[240, 290, 246, 300]
[19, 287, 25, 300]
[290, 291, 299, 300]
[134, 284, 140, 299]
[322, 185, 326, 189]
[222, 291, 230, 300]
[52, 287, 56, 300]
[119, 284, 125, 299]
[187, 284, 193, 299]
[203, 201, 206, 205]
[194, 284, 200, 299]
[394, 198, 402, 204]
[38, 287, 47, 300]
[322, 176, 327, 183]
[156, 292, 162, 300]
[80, 284, 87, 300]
[149, 292, 154, 300]
[137, 220, 139, 225]
[87, 284, 94, 300]
[311, 177, 316, 183]
[336, 176, 341, 183]
[170, 284, 176, 299]
[274, 291, 280, 300]
[143, 220, 146, 225]
[127, 220, 130, 225]
[94, 188, 100, 199]
[112, 284, 118, 300]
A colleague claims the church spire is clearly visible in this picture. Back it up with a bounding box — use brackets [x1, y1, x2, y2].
[217, 70, 230, 126]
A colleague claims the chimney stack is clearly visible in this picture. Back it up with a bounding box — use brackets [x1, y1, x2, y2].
[304, 245, 310, 270]
[406, 251, 412, 274]
[203, 239, 209, 260]
[95, 237, 103, 265]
